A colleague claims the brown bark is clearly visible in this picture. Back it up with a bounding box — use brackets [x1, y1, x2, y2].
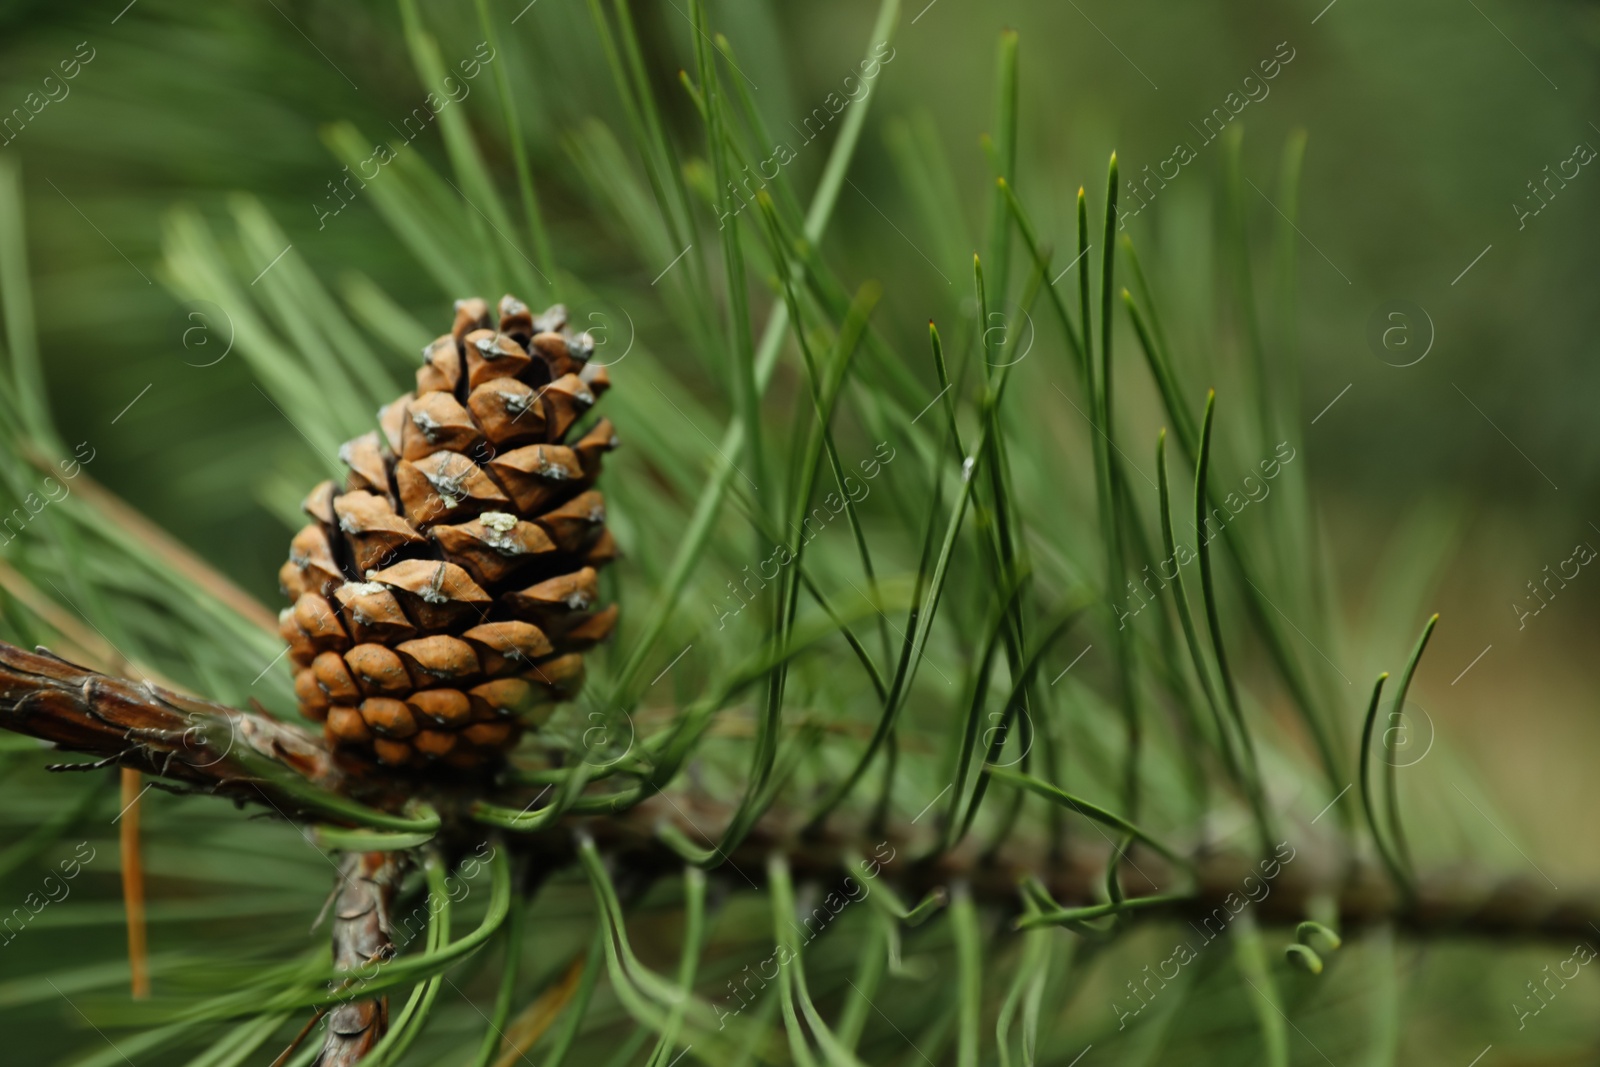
[518, 794, 1600, 943]
[0, 642, 352, 811]
[2, 639, 1597, 946]
[315, 851, 406, 1066]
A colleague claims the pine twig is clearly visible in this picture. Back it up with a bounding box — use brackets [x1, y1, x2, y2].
[2, 637, 1595, 950]
[314, 851, 407, 1066]
[0, 641, 362, 812]
[570, 794, 1600, 944]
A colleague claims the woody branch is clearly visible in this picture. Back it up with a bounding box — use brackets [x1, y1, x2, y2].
[0, 641, 351, 814]
[1, 640, 1596, 943]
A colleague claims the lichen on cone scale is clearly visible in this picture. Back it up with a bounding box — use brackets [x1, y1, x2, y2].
[276, 295, 618, 775]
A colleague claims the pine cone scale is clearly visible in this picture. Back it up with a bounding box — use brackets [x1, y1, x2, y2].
[279, 296, 617, 774]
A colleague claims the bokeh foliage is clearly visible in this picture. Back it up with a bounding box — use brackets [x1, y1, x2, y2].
[1, 1, 1598, 1064]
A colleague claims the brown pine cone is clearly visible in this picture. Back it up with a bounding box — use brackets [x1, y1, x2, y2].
[277, 297, 618, 775]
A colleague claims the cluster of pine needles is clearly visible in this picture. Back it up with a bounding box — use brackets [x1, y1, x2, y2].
[0, 0, 1585, 1064]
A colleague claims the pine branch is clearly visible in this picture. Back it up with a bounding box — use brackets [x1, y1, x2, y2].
[1, 636, 1594, 949]
[554, 796, 1600, 944]
[314, 851, 407, 1066]
[0, 641, 363, 814]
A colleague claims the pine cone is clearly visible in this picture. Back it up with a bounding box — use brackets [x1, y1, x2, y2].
[277, 297, 618, 775]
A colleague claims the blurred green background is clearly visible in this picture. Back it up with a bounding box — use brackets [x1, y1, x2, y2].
[8, 0, 1600, 555]
[6, 0, 1596, 854]
[3, 0, 1599, 1060]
